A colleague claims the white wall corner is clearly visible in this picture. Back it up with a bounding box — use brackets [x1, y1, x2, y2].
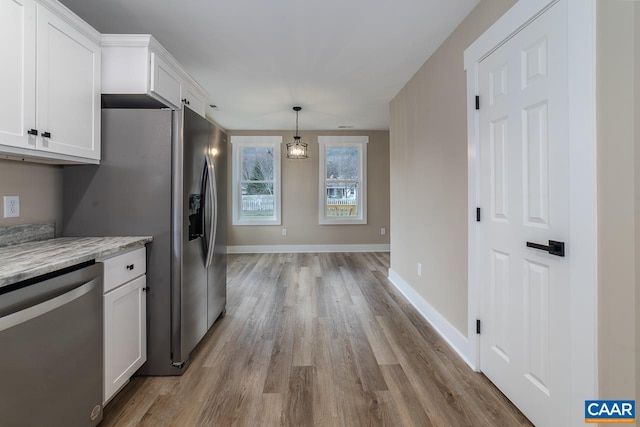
[387, 269, 476, 370]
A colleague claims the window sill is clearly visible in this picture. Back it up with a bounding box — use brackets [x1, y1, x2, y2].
[233, 218, 281, 226]
[319, 218, 367, 225]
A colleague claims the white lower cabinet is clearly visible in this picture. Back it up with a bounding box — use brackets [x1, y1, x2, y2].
[102, 248, 147, 404]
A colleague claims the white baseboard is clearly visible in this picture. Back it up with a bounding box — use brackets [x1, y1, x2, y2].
[227, 244, 391, 254]
[387, 268, 475, 370]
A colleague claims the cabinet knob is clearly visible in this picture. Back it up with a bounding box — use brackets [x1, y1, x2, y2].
[27, 129, 38, 136]
[126, 264, 135, 270]
[142, 287, 148, 292]
[41, 131, 51, 138]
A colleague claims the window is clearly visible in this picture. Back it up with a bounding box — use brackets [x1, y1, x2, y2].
[231, 136, 282, 225]
[318, 136, 368, 224]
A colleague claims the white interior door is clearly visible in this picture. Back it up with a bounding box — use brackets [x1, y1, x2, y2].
[478, 3, 569, 426]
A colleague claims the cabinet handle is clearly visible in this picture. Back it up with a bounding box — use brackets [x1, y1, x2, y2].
[27, 129, 38, 136]
[41, 131, 51, 138]
[126, 264, 135, 270]
[142, 287, 148, 292]
[186, 100, 190, 105]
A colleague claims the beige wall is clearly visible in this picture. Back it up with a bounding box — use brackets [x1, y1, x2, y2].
[635, 0, 640, 406]
[596, 0, 637, 399]
[0, 160, 63, 234]
[390, 0, 639, 402]
[389, 0, 516, 335]
[226, 130, 390, 247]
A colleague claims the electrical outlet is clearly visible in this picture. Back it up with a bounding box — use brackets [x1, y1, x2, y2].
[417, 263, 422, 277]
[282, 228, 287, 236]
[3, 196, 20, 218]
[381, 227, 386, 235]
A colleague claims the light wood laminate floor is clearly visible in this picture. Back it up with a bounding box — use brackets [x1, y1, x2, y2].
[101, 252, 532, 427]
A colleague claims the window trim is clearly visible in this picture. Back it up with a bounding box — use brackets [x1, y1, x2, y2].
[231, 135, 282, 226]
[318, 136, 368, 225]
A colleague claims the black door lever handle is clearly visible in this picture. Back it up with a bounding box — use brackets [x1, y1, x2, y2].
[526, 240, 565, 257]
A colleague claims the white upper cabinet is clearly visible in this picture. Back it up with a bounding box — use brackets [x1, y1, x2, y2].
[0, 0, 37, 151]
[36, 5, 100, 160]
[183, 81, 207, 117]
[0, 0, 101, 164]
[101, 34, 210, 117]
[150, 51, 182, 108]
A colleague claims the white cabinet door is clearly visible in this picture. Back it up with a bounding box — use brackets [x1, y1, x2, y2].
[0, 0, 36, 150]
[150, 51, 182, 108]
[184, 83, 206, 117]
[36, 5, 100, 160]
[104, 274, 147, 404]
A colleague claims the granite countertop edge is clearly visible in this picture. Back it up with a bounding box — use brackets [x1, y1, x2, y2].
[0, 236, 153, 288]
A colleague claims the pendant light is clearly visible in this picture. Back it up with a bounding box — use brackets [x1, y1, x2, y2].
[287, 106, 308, 159]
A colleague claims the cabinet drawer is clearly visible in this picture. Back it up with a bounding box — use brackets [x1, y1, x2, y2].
[103, 247, 146, 293]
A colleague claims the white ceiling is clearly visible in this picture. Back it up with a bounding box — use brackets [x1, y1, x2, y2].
[59, 0, 479, 130]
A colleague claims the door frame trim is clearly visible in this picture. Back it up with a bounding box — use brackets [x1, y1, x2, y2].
[464, 0, 598, 418]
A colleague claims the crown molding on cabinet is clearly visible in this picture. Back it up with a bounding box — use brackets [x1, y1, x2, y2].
[38, 0, 101, 44]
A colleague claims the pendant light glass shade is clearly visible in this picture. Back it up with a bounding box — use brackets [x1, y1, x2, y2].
[287, 106, 308, 159]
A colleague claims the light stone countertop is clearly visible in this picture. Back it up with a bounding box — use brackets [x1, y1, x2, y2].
[0, 236, 152, 288]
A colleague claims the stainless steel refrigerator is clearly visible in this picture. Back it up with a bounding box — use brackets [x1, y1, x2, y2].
[63, 107, 227, 375]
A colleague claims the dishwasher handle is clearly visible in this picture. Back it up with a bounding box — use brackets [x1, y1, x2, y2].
[0, 263, 102, 325]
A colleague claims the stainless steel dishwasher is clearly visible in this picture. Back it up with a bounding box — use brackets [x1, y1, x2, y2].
[0, 262, 103, 427]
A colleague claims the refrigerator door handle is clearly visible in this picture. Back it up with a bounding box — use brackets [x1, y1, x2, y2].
[204, 154, 217, 268]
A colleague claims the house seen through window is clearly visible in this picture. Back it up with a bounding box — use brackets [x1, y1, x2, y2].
[319, 136, 368, 224]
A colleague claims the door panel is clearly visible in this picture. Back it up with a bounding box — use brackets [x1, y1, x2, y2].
[0, 0, 36, 150]
[489, 250, 510, 362]
[179, 108, 211, 361]
[523, 102, 549, 226]
[36, 5, 99, 159]
[490, 117, 509, 221]
[523, 260, 550, 395]
[478, 2, 569, 426]
[208, 127, 227, 328]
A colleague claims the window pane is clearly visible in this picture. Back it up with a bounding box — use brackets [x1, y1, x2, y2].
[326, 147, 358, 179]
[326, 182, 358, 217]
[241, 183, 275, 217]
[241, 147, 274, 181]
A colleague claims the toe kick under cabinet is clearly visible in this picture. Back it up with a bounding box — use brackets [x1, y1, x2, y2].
[101, 247, 147, 404]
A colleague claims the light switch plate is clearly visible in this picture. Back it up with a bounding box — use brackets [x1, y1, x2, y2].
[3, 196, 20, 218]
